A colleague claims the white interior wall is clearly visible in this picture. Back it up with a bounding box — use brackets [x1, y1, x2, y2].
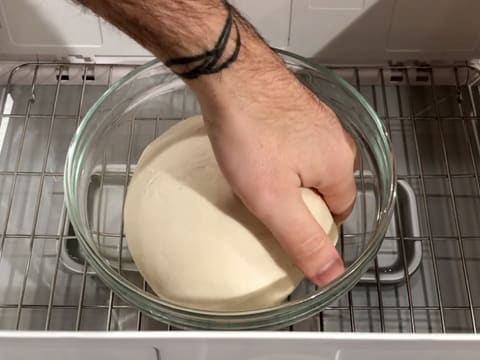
[0, 0, 479, 63]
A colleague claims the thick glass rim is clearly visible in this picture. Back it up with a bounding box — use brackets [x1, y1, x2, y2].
[64, 50, 396, 329]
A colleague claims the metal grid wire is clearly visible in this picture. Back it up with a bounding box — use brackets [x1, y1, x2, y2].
[1, 62, 480, 332]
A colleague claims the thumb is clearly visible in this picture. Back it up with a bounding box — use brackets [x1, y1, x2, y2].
[251, 188, 345, 287]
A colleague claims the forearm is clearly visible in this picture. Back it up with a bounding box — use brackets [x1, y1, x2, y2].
[78, 0, 233, 60]
[77, 0, 294, 107]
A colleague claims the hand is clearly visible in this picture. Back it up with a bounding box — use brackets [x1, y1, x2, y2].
[191, 58, 357, 286]
[77, 0, 357, 287]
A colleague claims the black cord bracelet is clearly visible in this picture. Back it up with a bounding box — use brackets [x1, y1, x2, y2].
[165, 3, 241, 79]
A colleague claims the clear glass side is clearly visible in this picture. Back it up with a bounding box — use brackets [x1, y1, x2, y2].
[64, 55, 395, 330]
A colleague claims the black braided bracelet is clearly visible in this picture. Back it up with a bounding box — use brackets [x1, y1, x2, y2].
[165, 3, 241, 79]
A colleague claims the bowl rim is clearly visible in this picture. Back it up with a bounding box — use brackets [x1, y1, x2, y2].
[64, 50, 397, 329]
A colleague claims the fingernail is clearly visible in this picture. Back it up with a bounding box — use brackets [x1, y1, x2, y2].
[313, 256, 345, 286]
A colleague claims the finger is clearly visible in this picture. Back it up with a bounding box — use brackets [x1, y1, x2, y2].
[251, 189, 345, 287]
[320, 173, 356, 224]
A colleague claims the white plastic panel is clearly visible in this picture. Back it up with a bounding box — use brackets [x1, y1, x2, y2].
[289, 0, 386, 61]
[1, 333, 480, 360]
[1, 0, 102, 46]
[3, 0, 480, 63]
[0, 0, 150, 60]
[289, 0, 480, 63]
[309, 0, 366, 10]
[231, 0, 291, 48]
[0, 0, 290, 61]
[387, 0, 480, 52]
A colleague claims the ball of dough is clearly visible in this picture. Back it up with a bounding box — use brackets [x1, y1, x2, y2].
[124, 115, 338, 311]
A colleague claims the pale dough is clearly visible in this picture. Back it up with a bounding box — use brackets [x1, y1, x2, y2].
[124, 115, 338, 311]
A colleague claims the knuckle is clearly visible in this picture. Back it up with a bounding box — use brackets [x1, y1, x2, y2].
[320, 142, 355, 175]
[338, 147, 356, 168]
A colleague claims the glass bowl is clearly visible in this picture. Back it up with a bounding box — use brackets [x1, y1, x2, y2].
[64, 50, 396, 330]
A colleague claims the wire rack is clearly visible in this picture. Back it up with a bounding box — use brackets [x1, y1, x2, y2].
[1, 62, 480, 332]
